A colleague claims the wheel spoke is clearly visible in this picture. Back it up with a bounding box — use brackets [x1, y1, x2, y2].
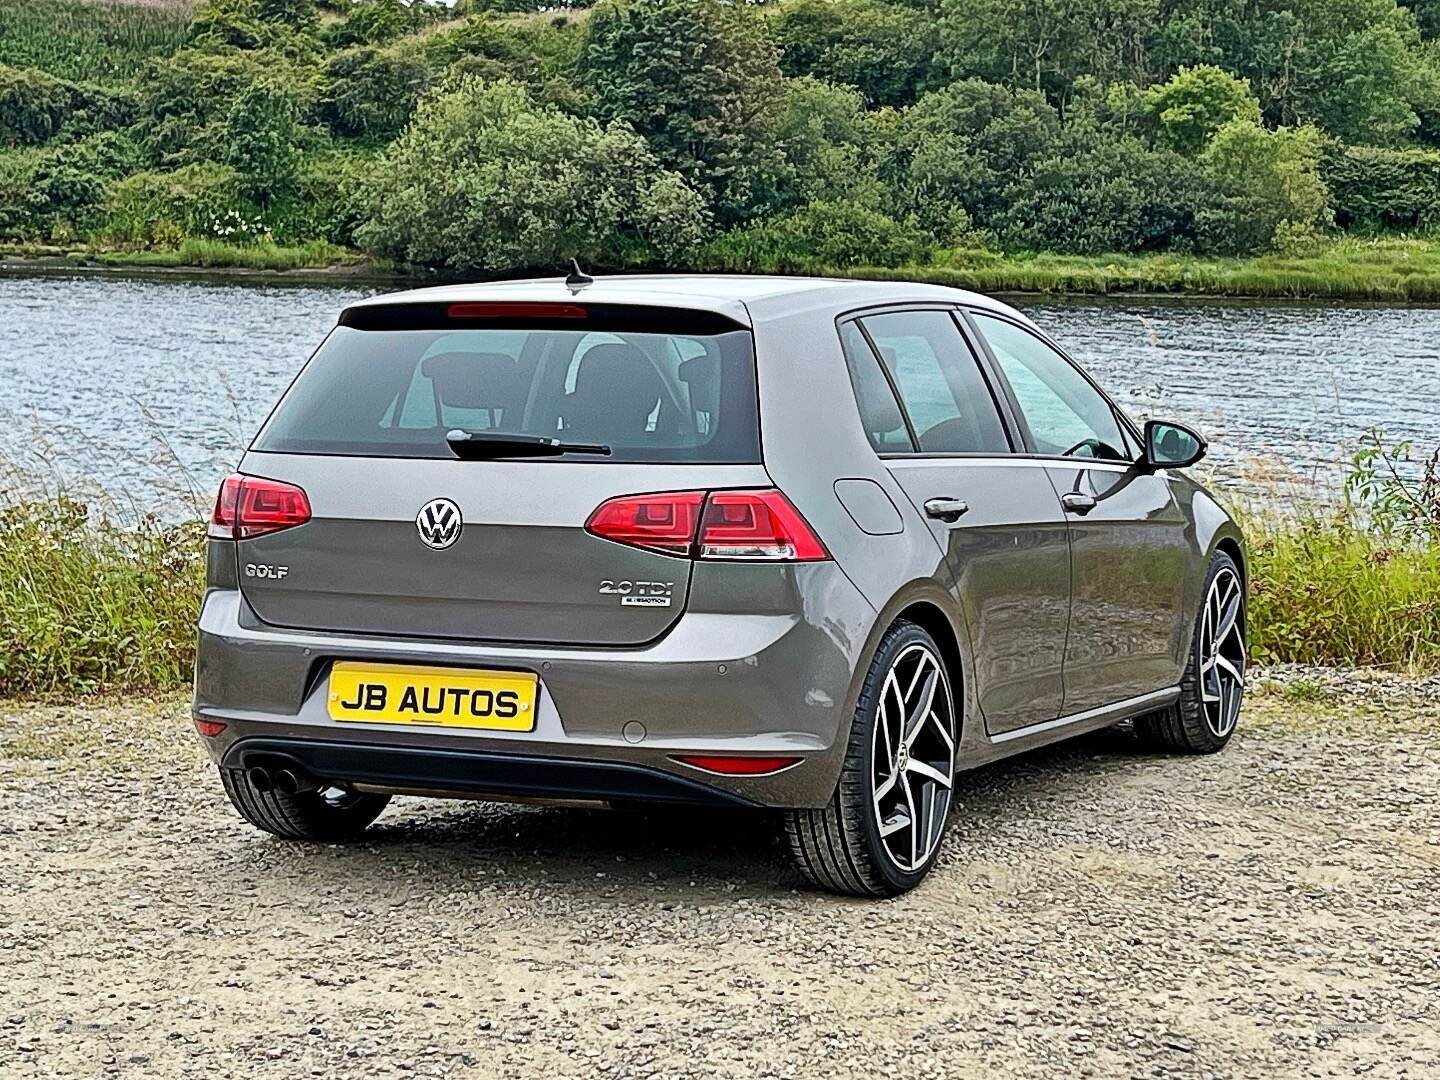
[903, 666, 938, 745]
[1215, 652, 1243, 686]
[905, 757, 953, 789]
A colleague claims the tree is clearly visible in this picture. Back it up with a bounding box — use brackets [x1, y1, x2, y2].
[1143, 65, 1260, 154]
[355, 76, 707, 271]
[888, 78, 1061, 237]
[771, 0, 945, 107]
[581, 0, 786, 225]
[1196, 119, 1332, 252]
[222, 82, 304, 203]
[938, 0, 1161, 102]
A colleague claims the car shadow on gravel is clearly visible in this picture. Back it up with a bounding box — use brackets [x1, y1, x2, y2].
[267, 724, 1163, 900]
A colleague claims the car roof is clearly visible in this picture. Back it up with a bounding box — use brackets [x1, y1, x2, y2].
[343, 274, 1036, 329]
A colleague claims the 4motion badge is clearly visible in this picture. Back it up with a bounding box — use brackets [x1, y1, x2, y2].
[416, 498, 462, 549]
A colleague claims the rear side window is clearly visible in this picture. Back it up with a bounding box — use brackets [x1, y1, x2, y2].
[856, 310, 1011, 455]
[253, 317, 760, 463]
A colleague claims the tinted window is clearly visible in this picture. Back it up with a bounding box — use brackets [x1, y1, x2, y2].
[973, 313, 1131, 462]
[254, 324, 760, 463]
[859, 310, 1010, 454]
[839, 321, 913, 452]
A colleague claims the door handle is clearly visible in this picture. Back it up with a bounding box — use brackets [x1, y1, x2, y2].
[924, 497, 970, 523]
[1061, 492, 1098, 515]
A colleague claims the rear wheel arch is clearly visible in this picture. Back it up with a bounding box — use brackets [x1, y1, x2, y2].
[891, 600, 966, 741]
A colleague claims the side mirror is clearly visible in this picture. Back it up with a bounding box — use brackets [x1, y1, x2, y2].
[1143, 420, 1207, 470]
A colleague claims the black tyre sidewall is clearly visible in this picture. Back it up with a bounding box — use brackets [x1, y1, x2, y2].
[852, 623, 957, 894]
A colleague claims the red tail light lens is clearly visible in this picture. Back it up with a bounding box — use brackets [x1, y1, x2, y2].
[584, 491, 706, 555]
[209, 474, 312, 540]
[672, 755, 803, 776]
[698, 490, 828, 561]
[585, 489, 828, 562]
[194, 718, 227, 738]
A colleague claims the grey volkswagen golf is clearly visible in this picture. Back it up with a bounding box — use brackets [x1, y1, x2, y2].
[193, 274, 1246, 896]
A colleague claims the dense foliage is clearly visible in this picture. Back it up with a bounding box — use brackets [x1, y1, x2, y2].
[6, 0, 1440, 271]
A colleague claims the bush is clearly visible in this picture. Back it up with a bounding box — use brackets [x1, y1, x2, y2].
[322, 41, 433, 140]
[705, 195, 930, 271]
[355, 76, 707, 271]
[582, 0, 786, 225]
[1323, 142, 1440, 230]
[0, 64, 131, 149]
[1197, 120, 1333, 254]
[100, 163, 251, 245]
[1143, 65, 1261, 156]
[889, 78, 1060, 237]
[221, 82, 304, 203]
[995, 135, 1209, 253]
[770, 0, 944, 107]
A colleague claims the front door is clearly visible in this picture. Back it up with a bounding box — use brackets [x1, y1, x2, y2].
[839, 311, 1071, 732]
[969, 311, 1191, 713]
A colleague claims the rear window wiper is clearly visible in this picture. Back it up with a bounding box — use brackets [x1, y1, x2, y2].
[445, 429, 612, 459]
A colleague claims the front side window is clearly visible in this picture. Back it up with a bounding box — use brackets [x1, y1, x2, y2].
[972, 313, 1131, 462]
[856, 310, 1010, 454]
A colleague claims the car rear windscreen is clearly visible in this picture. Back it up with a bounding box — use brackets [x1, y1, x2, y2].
[252, 307, 760, 463]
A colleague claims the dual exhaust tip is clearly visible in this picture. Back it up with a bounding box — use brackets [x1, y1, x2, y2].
[245, 760, 320, 796]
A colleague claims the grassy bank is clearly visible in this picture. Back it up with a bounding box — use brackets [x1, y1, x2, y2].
[2, 239, 369, 273]
[1, 497, 1436, 697]
[10, 236, 1440, 299]
[845, 236, 1440, 301]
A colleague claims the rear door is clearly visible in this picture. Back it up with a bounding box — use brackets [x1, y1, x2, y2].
[236, 303, 767, 647]
[839, 309, 1071, 732]
[968, 310, 1191, 711]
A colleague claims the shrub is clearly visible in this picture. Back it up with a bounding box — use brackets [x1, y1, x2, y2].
[100, 162, 251, 245]
[1322, 142, 1440, 230]
[889, 78, 1060, 237]
[1143, 65, 1261, 156]
[995, 136, 1209, 253]
[770, 0, 944, 107]
[705, 195, 929, 271]
[0, 65, 76, 147]
[1197, 120, 1333, 254]
[221, 82, 304, 203]
[355, 76, 707, 271]
[322, 41, 433, 140]
[582, 0, 786, 225]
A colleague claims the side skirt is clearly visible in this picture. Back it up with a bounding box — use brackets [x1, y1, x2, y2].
[959, 687, 1179, 771]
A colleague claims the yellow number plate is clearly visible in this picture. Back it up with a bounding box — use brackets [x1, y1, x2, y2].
[328, 662, 537, 731]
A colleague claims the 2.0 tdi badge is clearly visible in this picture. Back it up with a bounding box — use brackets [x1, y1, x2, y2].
[416, 498, 462, 549]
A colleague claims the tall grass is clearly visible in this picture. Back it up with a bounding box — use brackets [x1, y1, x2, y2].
[0, 499, 1434, 698]
[0, 0, 189, 84]
[1248, 516, 1440, 673]
[0, 499, 202, 696]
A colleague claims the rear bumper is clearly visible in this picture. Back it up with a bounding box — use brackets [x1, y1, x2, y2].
[224, 738, 761, 807]
[192, 564, 876, 809]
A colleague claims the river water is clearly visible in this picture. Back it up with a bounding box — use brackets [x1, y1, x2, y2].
[1, 272, 1437, 512]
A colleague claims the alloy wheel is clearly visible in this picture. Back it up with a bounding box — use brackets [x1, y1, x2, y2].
[1199, 566, 1245, 739]
[870, 643, 957, 873]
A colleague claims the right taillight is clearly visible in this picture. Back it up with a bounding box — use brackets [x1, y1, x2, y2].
[585, 489, 827, 562]
[208, 474, 312, 540]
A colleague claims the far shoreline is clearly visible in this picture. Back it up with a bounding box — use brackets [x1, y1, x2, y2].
[8, 238, 1440, 304]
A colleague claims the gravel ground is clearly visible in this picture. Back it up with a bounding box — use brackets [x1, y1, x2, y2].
[2, 672, 1437, 1079]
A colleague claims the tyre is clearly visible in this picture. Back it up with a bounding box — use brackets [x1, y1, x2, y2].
[1134, 550, 1246, 753]
[784, 621, 958, 897]
[219, 767, 390, 841]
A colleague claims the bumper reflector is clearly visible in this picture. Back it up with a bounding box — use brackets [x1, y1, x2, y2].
[194, 719, 227, 738]
[672, 755, 802, 776]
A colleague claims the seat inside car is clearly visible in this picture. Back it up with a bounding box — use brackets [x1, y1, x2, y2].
[421, 351, 522, 429]
[563, 343, 664, 443]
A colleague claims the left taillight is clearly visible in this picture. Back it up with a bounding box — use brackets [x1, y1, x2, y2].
[585, 489, 828, 562]
[208, 474, 311, 540]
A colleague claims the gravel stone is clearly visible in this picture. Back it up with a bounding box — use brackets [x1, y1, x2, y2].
[1, 677, 1436, 1078]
